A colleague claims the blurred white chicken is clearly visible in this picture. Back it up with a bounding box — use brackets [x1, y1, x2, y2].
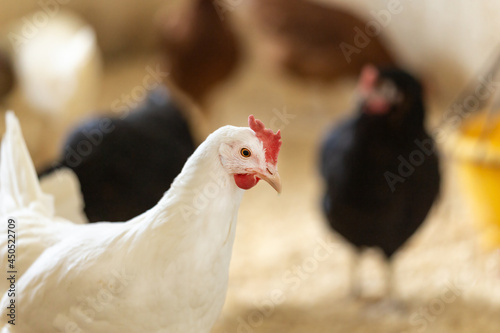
[0, 111, 281, 333]
[1, 10, 101, 168]
[38, 168, 88, 224]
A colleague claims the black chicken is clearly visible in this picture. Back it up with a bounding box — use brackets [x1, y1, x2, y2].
[320, 65, 440, 296]
[39, 87, 195, 222]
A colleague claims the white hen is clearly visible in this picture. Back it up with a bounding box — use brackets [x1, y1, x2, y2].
[0, 112, 281, 333]
[2, 10, 101, 168]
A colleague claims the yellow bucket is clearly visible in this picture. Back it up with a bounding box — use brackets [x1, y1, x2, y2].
[446, 111, 500, 249]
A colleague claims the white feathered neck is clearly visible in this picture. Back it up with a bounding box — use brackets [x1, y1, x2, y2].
[125, 125, 247, 250]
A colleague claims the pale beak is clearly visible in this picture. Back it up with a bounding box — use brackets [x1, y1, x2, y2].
[257, 166, 282, 194]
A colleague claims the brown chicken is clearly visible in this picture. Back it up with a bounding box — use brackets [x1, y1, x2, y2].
[250, 0, 396, 81]
[159, 0, 241, 105]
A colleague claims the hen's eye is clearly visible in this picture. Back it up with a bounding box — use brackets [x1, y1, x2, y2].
[240, 148, 251, 158]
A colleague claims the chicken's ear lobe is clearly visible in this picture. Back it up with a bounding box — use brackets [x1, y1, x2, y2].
[218, 142, 232, 167]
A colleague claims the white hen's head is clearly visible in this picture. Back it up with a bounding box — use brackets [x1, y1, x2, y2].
[218, 115, 282, 193]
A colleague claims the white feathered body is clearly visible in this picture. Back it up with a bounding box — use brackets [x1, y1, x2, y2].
[0, 112, 249, 333]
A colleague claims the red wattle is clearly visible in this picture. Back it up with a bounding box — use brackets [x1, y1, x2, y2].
[234, 174, 260, 190]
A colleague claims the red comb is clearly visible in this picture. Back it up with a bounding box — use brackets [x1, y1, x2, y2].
[248, 115, 282, 165]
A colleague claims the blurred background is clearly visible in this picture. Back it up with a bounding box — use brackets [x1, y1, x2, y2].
[1, 0, 500, 332]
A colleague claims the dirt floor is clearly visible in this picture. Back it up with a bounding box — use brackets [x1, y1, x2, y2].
[90, 52, 500, 333]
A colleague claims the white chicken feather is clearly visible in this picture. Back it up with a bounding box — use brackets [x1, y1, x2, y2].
[0, 113, 80, 300]
[0, 112, 281, 333]
[39, 167, 88, 224]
